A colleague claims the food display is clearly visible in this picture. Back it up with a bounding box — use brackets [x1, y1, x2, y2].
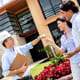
[35, 59, 71, 80]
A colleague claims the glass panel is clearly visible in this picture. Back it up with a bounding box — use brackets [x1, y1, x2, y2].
[0, 12, 21, 34]
[48, 21, 62, 46]
[39, 0, 62, 18]
[0, 17, 10, 26]
[17, 10, 35, 33]
[0, 12, 9, 21]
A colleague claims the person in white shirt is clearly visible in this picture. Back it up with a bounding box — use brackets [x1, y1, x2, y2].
[56, 18, 75, 52]
[60, 1, 80, 80]
[47, 17, 80, 80]
[0, 31, 46, 80]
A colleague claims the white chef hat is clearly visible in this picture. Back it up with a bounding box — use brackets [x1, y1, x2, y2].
[0, 31, 11, 44]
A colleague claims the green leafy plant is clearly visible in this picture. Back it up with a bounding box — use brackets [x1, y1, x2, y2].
[51, 54, 65, 65]
[39, 45, 54, 58]
[39, 45, 65, 66]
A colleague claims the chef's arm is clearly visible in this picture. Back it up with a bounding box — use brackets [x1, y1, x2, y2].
[32, 35, 45, 46]
[32, 36, 41, 46]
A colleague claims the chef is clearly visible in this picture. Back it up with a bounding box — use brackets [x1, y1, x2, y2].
[0, 31, 46, 80]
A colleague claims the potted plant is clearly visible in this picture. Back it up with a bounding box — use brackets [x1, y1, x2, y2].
[39, 45, 56, 59]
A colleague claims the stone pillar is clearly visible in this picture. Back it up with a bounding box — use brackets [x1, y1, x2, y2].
[26, 0, 55, 47]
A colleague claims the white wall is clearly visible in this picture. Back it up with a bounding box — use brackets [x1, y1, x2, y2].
[0, 0, 12, 7]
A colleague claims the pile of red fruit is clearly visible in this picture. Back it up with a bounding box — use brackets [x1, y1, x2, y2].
[35, 59, 71, 80]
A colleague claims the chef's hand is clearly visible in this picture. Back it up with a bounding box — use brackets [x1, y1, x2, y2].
[8, 64, 28, 76]
[44, 37, 56, 45]
[45, 37, 53, 42]
[38, 34, 46, 40]
[32, 34, 46, 46]
[18, 64, 27, 73]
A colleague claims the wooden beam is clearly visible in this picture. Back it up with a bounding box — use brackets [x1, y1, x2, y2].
[19, 28, 37, 38]
[26, 0, 55, 47]
[45, 15, 58, 25]
[14, 7, 28, 15]
[0, 0, 27, 13]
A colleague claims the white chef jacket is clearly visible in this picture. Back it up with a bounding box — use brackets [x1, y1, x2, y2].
[71, 12, 80, 47]
[61, 31, 80, 64]
[1, 42, 33, 80]
[70, 12, 80, 80]
[61, 32, 80, 79]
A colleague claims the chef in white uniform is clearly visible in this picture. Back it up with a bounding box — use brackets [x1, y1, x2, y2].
[0, 31, 46, 80]
[60, 1, 80, 80]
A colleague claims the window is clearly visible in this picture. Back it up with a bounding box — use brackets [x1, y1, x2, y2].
[0, 12, 19, 34]
[48, 21, 62, 46]
[16, 9, 36, 33]
[39, 0, 62, 18]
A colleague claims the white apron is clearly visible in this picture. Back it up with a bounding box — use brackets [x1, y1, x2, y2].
[70, 62, 80, 80]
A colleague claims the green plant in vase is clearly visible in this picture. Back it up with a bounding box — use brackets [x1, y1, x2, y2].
[51, 54, 65, 65]
[39, 45, 55, 59]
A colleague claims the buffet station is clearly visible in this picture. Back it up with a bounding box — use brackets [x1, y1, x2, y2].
[30, 45, 72, 80]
